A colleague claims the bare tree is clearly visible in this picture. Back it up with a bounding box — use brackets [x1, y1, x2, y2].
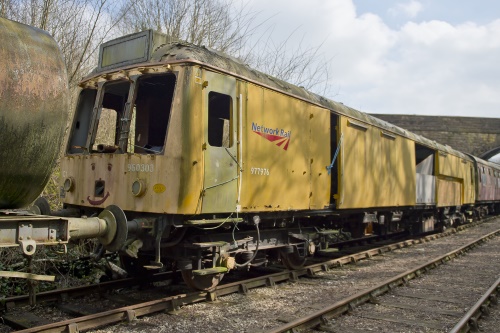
[1, 0, 332, 96]
[119, 0, 331, 94]
[0, 1, 6, 17]
[2, 0, 130, 87]
[118, 0, 259, 55]
[243, 27, 333, 95]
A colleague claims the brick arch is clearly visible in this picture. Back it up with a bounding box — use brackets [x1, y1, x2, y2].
[480, 147, 500, 162]
[371, 114, 500, 157]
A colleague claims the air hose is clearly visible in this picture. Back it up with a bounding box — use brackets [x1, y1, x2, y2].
[235, 215, 261, 267]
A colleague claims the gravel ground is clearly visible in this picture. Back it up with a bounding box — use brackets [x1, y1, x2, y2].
[321, 229, 500, 333]
[84, 219, 500, 333]
[478, 298, 500, 333]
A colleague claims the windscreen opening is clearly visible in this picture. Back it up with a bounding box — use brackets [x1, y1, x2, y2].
[67, 89, 97, 154]
[96, 81, 130, 152]
[132, 74, 176, 154]
[66, 72, 176, 155]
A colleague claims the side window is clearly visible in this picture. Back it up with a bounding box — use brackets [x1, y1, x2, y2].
[208, 92, 232, 148]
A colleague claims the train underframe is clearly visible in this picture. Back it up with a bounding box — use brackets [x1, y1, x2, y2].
[3, 200, 495, 291]
[49, 201, 488, 291]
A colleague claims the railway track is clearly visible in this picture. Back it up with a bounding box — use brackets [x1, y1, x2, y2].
[0, 271, 175, 313]
[268, 220, 500, 333]
[450, 276, 500, 333]
[0, 218, 497, 333]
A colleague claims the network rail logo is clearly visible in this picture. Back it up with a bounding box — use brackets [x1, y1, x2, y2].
[251, 122, 291, 151]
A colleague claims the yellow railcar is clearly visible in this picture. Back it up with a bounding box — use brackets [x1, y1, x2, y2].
[54, 30, 484, 289]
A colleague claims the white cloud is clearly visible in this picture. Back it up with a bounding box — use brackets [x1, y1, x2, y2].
[246, 0, 500, 117]
[359, 18, 500, 117]
[388, 0, 423, 19]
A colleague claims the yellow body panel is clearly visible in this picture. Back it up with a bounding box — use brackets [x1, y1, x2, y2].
[178, 66, 204, 214]
[464, 162, 476, 204]
[309, 104, 331, 209]
[436, 179, 462, 207]
[337, 117, 416, 209]
[435, 153, 475, 206]
[239, 83, 330, 211]
[62, 154, 169, 213]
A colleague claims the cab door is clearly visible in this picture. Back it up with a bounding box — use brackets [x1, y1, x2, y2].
[201, 70, 238, 213]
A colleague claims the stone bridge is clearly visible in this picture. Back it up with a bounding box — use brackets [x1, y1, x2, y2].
[371, 114, 500, 161]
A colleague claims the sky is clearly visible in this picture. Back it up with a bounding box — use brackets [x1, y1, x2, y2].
[246, 0, 500, 118]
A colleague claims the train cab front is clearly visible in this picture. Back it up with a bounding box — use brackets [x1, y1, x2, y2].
[60, 67, 183, 215]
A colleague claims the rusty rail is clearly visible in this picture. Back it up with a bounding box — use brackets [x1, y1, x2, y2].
[449, 276, 500, 333]
[0, 272, 172, 312]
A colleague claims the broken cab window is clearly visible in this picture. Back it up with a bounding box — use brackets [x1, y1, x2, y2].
[94, 80, 130, 153]
[66, 72, 176, 155]
[67, 88, 97, 154]
[132, 74, 176, 154]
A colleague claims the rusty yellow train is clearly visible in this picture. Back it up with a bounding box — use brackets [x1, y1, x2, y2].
[2, 26, 500, 290]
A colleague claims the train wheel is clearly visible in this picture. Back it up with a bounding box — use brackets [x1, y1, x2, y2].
[280, 245, 307, 270]
[181, 270, 224, 291]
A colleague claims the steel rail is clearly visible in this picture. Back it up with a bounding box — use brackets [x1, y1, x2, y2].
[449, 276, 500, 333]
[5, 221, 490, 333]
[0, 272, 173, 311]
[263, 227, 500, 333]
[306, 221, 479, 275]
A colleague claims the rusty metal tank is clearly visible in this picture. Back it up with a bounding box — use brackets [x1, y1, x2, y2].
[0, 18, 68, 209]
